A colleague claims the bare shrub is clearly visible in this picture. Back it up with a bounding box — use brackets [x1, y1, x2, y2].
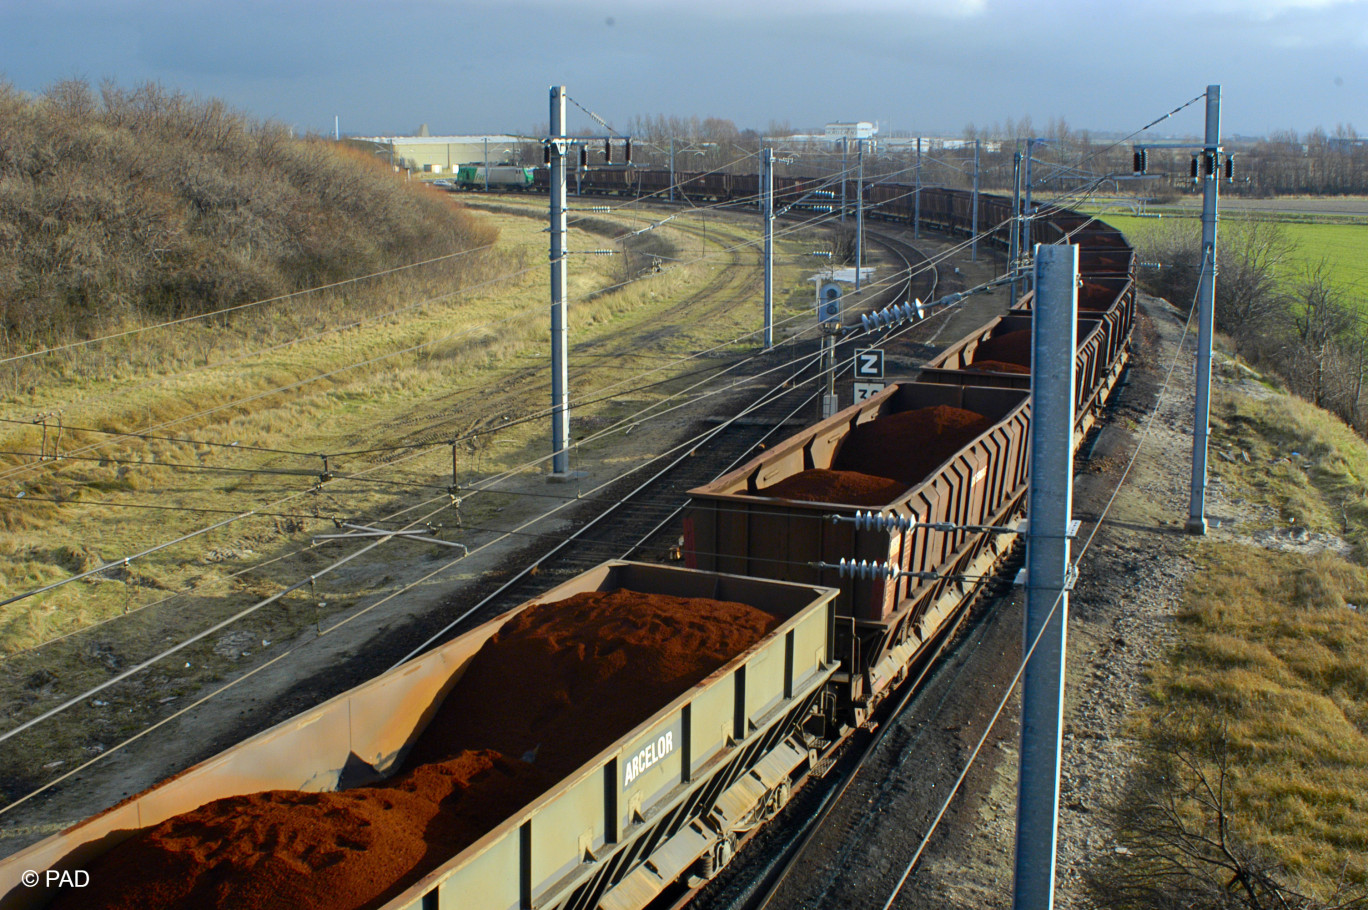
[0, 79, 497, 354]
[1095, 721, 1368, 910]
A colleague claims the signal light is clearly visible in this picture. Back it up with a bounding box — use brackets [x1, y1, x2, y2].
[624, 139, 632, 164]
[604, 138, 611, 164]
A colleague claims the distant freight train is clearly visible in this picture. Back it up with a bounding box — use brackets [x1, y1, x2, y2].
[453, 163, 536, 190]
[0, 176, 1135, 910]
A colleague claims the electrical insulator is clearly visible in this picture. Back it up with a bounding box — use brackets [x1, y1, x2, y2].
[579, 145, 588, 168]
[604, 138, 611, 164]
[1204, 151, 1218, 176]
[624, 138, 632, 164]
[543, 143, 551, 165]
[1139, 148, 1148, 174]
[1224, 154, 1235, 184]
[1132, 149, 1143, 174]
[1190, 156, 1199, 183]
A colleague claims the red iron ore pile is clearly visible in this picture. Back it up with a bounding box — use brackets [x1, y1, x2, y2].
[831, 405, 993, 487]
[965, 359, 1030, 375]
[755, 468, 910, 506]
[56, 589, 779, 910]
[970, 329, 1031, 367]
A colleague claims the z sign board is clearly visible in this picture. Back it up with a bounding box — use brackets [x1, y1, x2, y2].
[853, 348, 884, 380]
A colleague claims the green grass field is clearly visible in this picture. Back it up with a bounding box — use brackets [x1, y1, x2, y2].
[1100, 211, 1368, 296]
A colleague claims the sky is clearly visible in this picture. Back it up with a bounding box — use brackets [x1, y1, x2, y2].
[1, 0, 1365, 140]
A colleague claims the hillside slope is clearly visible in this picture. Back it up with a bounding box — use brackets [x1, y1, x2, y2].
[0, 80, 492, 345]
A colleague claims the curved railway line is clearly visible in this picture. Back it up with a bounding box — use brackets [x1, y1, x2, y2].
[382, 219, 951, 659]
[1, 163, 1141, 910]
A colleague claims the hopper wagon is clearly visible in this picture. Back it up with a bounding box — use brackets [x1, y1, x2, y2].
[0, 563, 838, 910]
[683, 382, 1030, 722]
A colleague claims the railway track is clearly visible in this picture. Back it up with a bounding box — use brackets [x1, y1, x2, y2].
[391, 222, 966, 657]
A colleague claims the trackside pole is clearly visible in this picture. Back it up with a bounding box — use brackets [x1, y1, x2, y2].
[763, 147, 774, 349]
[914, 136, 921, 239]
[1187, 84, 1221, 534]
[549, 86, 571, 476]
[1008, 150, 1022, 307]
[1012, 242, 1077, 910]
[856, 139, 864, 293]
[971, 139, 980, 262]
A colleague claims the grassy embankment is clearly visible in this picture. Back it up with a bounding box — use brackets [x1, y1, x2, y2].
[1111, 369, 1368, 902]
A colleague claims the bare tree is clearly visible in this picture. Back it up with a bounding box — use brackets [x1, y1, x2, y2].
[1285, 260, 1356, 409]
[1096, 723, 1368, 910]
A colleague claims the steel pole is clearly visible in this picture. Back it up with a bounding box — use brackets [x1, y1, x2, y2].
[831, 137, 842, 224]
[856, 139, 864, 293]
[914, 136, 922, 239]
[763, 147, 774, 349]
[1023, 139, 1035, 300]
[1008, 150, 1022, 307]
[822, 333, 837, 419]
[972, 139, 981, 262]
[1187, 84, 1222, 535]
[1012, 242, 1078, 910]
[549, 86, 571, 476]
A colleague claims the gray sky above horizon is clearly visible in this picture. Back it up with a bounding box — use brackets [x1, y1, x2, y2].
[2, 0, 1365, 140]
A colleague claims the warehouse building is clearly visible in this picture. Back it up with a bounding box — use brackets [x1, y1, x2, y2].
[349, 134, 530, 174]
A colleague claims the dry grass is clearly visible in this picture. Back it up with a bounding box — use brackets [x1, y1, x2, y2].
[1209, 379, 1368, 556]
[1113, 371, 1368, 902]
[1140, 543, 1368, 893]
[0, 201, 832, 656]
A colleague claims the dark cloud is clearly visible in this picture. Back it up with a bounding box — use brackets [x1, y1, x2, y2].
[1, 0, 1364, 136]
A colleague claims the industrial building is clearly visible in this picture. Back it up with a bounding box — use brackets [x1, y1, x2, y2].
[349, 134, 529, 174]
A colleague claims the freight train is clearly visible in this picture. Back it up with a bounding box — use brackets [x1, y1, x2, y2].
[0, 176, 1135, 910]
[454, 164, 537, 190]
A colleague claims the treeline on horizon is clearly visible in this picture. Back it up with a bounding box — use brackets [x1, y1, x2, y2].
[609, 113, 1368, 198]
[0, 80, 494, 350]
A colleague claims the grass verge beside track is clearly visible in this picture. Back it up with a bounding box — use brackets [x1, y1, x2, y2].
[1104, 371, 1368, 903]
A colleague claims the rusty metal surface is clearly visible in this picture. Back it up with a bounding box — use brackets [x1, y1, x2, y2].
[683, 382, 1030, 626]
